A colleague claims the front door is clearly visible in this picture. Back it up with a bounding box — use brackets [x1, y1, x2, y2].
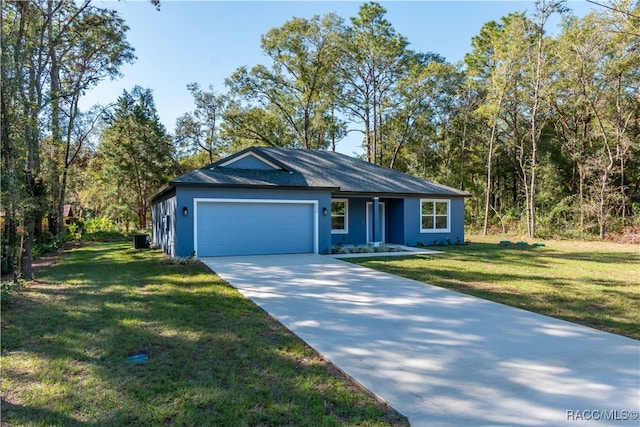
[366, 202, 385, 244]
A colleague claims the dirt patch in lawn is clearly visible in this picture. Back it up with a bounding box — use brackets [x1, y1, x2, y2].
[1, 241, 85, 282]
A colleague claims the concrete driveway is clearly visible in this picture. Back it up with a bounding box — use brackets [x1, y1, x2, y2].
[201, 254, 640, 427]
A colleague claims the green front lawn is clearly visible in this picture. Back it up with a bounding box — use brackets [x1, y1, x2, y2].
[1, 242, 408, 426]
[349, 235, 640, 340]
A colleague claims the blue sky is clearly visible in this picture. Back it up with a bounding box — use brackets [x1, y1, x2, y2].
[84, 0, 597, 155]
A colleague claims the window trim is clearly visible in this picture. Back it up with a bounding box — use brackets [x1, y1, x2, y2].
[331, 198, 349, 234]
[420, 199, 451, 233]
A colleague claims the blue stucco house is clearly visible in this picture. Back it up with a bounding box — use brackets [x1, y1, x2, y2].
[151, 147, 469, 257]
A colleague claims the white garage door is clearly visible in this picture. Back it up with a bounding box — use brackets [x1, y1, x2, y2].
[195, 199, 317, 257]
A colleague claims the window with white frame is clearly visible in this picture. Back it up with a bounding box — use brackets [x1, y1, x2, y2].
[420, 199, 450, 232]
[331, 199, 348, 234]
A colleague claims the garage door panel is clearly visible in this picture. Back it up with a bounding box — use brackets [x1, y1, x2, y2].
[196, 201, 315, 257]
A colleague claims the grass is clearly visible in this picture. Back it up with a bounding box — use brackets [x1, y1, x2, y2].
[348, 234, 640, 340]
[1, 242, 408, 426]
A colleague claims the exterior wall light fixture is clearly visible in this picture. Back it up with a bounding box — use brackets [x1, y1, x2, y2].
[322, 207, 328, 216]
[182, 206, 189, 217]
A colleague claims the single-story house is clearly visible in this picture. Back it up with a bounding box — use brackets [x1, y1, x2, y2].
[151, 147, 469, 257]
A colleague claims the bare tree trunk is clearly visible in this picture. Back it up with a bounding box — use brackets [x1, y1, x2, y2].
[372, 80, 378, 164]
[483, 120, 497, 235]
[458, 84, 473, 191]
[519, 141, 531, 238]
[58, 169, 69, 233]
[388, 114, 412, 170]
[364, 106, 372, 162]
[598, 170, 610, 239]
[578, 163, 585, 231]
[377, 101, 384, 165]
[614, 73, 631, 224]
[21, 171, 37, 280]
[526, 0, 567, 238]
[1, 90, 18, 279]
[330, 106, 337, 152]
[48, 0, 63, 235]
[529, 138, 538, 238]
[591, 100, 614, 240]
[529, 25, 543, 239]
[20, 70, 41, 280]
[483, 91, 506, 235]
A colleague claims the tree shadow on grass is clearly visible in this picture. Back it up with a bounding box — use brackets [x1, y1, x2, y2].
[438, 242, 640, 266]
[351, 243, 640, 339]
[1, 398, 86, 427]
[545, 249, 640, 265]
[2, 242, 408, 426]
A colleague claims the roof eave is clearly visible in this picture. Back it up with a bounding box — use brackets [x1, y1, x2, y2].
[170, 181, 339, 192]
[333, 190, 471, 198]
[151, 185, 177, 203]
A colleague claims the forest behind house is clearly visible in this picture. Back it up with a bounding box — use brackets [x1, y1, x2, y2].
[2, 0, 639, 279]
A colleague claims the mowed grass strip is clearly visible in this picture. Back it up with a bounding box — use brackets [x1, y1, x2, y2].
[1, 242, 408, 426]
[349, 235, 640, 340]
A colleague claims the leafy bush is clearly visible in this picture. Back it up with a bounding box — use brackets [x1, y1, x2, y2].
[80, 230, 131, 242]
[617, 226, 640, 244]
[1, 280, 22, 307]
[417, 238, 466, 247]
[33, 231, 68, 258]
[78, 217, 143, 242]
[159, 255, 202, 266]
[66, 222, 81, 239]
[84, 217, 117, 233]
[331, 243, 404, 254]
[1, 246, 17, 275]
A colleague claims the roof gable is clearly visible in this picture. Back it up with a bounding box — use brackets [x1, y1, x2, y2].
[215, 150, 286, 171]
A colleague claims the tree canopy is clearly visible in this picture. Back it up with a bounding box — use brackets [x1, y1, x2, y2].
[1, 0, 135, 278]
[94, 86, 176, 230]
[2, 0, 639, 280]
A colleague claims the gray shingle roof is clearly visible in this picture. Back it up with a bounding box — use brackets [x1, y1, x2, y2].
[168, 147, 469, 197]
